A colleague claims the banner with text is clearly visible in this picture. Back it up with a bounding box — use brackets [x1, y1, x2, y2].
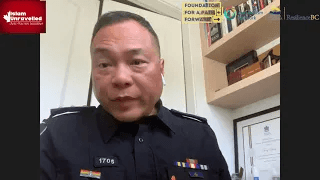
[182, 2, 223, 24]
[0, 0, 46, 34]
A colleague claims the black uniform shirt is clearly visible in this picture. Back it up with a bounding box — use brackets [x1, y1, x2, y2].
[40, 102, 231, 180]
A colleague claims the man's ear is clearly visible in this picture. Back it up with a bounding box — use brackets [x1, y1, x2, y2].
[160, 58, 164, 75]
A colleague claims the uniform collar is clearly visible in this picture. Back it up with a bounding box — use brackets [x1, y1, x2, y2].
[95, 99, 177, 143]
[95, 106, 119, 144]
[157, 101, 178, 134]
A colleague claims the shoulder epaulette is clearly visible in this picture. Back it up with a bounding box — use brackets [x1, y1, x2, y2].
[40, 106, 96, 135]
[49, 106, 96, 118]
[169, 109, 208, 124]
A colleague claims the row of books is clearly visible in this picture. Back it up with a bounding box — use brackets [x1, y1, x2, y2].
[233, 0, 274, 27]
[204, 0, 274, 47]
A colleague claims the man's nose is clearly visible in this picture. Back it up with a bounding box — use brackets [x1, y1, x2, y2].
[111, 64, 133, 89]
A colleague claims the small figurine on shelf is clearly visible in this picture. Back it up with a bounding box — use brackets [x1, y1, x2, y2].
[261, 49, 280, 69]
[271, 53, 280, 65]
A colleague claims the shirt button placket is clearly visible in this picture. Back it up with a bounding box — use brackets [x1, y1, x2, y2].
[134, 124, 151, 180]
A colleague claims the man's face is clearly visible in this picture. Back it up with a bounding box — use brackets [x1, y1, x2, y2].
[91, 20, 164, 122]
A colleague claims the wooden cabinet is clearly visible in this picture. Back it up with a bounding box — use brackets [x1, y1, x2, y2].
[199, 0, 280, 109]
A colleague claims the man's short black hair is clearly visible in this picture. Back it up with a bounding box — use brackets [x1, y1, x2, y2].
[91, 11, 161, 57]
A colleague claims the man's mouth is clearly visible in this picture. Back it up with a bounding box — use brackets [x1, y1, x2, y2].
[112, 96, 136, 102]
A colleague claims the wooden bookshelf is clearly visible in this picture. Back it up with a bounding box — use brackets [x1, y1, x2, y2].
[200, 0, 280, 109]
[203, 0, 280, 64]
[209, 62, 280, 108]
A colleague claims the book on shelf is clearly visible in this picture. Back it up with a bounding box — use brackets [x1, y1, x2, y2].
[221, 15, 228, 36]
[227, 70, 242, 85]
[239, 3, 247, 23]
[255, 0, 261, 12]
[226, 11, 233, 32]
[264, 0, 274, 6]
[218, 0, 269, 37]
[259, 0, 265, 9]
[246, 0, 253, 13]
[250, 0, 259, 14]
[220, 14, 233, 35]
[244, 1, 254, 20]
[208, 22, 222, 46]
[263, 0, 268, 6]
[204, 23, 208, 46]
[231, 10, 237, 29]
[234, 5, 242, 26]
[239, 2, 252, 22]
[206, 23, 211, 47]
[203, 24, 207, 41]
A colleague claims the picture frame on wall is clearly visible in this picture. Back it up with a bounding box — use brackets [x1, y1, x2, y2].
[233, 106, 280, 180]
[208, 22, 222, 46]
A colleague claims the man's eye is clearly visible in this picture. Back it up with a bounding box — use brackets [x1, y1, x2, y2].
[98, 63, 110, 68]
[131, 60, 145, 66]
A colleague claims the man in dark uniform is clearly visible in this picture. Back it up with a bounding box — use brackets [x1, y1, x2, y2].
[40, 11, 231, 180]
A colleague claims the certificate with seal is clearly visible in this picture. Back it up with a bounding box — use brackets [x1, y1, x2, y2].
[242, 117, 280, 180]
[234, 106, 280, 180]
[250, 118, 280, 169]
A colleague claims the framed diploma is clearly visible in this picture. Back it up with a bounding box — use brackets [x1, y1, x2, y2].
[234, 106, 280, 180]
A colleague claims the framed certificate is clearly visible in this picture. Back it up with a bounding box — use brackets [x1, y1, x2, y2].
[234, 106, 280, 180]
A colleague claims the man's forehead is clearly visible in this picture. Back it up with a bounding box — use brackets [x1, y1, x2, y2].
[91, 20, 159, 57]
[95, 20, 149, 38]
[92, 47, 145, 55]
[92, 22, 150, 43]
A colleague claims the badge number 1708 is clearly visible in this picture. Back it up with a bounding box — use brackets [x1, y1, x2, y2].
[99, 158, 115, 164]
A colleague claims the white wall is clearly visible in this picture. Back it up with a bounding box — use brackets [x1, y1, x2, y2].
[40, 0, 99, 122]
[62, 1, 100, 107]
[232, 94, 280, 120]
[184, 23, 280, 175]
